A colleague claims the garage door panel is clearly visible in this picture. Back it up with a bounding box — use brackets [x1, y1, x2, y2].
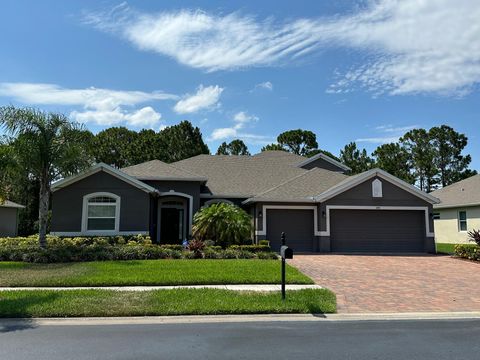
[331, 210, 425, 253]
[266, 209, 315, 252]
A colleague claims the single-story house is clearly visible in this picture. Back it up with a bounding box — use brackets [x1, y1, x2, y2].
[431, 174, 480, 244]
[0, 200, 24, 237]
[51, 151, 439, 253]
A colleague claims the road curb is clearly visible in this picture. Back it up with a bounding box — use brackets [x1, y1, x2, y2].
[1, 312, 480, 326]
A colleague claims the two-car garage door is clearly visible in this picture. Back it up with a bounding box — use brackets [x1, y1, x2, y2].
[265, 208, 426, 253]
[330, 209, 425, 253]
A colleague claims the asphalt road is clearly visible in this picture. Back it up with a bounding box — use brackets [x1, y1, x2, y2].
[1, 319, 479, 359]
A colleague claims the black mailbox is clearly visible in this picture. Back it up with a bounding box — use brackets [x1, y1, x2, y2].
[280, 245, 293, 259]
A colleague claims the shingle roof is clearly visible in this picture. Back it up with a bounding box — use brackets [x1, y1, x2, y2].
[121, 160, 207, 181]
[0, 200, 25, 209]
[172, 151, 307, 196]
[245, 168, 349, 203]
[431, 174, 480, 208]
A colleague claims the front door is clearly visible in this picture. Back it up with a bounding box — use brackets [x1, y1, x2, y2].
[160, 208, 184, 244]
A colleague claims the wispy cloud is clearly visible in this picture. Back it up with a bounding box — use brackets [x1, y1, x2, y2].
[356, 124, 419, 144]
[174, 85, 223, 114]
[253, 81, 273, 91]
[209, 111, 269, 144]
[0, 82, 177, 128]
[85, 1, 480, 96]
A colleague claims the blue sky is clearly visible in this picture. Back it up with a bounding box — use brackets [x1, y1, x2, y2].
[1, 0, 479, 169]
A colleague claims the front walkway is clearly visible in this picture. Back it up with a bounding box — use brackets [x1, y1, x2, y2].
[0, 284, 321, 292]
[290, 254, 480, 313]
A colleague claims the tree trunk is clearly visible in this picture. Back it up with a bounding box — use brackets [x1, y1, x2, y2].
[38, 176, 49, 248]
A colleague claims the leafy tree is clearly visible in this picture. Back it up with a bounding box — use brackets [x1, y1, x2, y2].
[216, 139, 250, 155]
[0, 106, 92, 246]
[277, 129, 318, 156]
[340, 142, 374, 174]
[400, 129, 438, 192]
[130, 129, 165, 164]
[92, 127, 138, 168]
[372, 143, 414, 183]
[192, 203, 252, 247]
[429, 125, 475, 187]
[158, 121, 210, 163]
[261, 143, 286, 152]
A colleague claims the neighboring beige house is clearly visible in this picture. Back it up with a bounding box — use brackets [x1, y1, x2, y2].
[431, 174, 480, 244]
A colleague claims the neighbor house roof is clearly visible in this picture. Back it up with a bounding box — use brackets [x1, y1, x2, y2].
[0, 200, 25, 209]
[121, 160, 207, 182]
[244, 168, 348, 203]
[172, 151, 307, 197]
[431, 174, 480, 209]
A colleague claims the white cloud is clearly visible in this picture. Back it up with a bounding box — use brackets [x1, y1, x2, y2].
[0, 82, 177, 128]
[174, 85, 223, 114]
[85, 1, 480, 95]
[209, 111, 267, 144]
[254, 81, 273, 91]
[356, 124, 419, 144]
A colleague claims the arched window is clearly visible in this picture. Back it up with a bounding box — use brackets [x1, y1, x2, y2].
[82, 193, 120, 232]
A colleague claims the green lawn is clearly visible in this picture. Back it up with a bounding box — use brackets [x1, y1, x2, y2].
[436, 243, 456, 254]
[0, 288, 335, 317]
[0, 260, 313, 287]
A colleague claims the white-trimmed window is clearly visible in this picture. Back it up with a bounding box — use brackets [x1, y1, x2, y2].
[458, 211, 467, 232]
[82, 193, 120, 232]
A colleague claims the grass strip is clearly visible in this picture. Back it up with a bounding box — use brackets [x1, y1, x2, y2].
[0, 260, 313, 287]
[436, 243, 456, 254]
[0, 288, 335, 317]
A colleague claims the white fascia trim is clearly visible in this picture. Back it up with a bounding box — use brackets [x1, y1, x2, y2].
[51, 163, 157, 194]
[255, 205, 320, 236]
[433, 202, 480, 209]
[320, 205, 435, 238]
[134, 176, 207, 182]
[0, 202, 25, 209]
[200, 194, 250, 199]
[296, 153, 351, 172]
[50, 231, 149, 237]
[315, 168, 440, 204]
[159, 191, 194, 235]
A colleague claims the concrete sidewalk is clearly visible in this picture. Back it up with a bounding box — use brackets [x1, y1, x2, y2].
[0, 284, 322, 292]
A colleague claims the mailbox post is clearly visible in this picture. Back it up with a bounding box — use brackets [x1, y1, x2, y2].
[280, 232, 293, 301]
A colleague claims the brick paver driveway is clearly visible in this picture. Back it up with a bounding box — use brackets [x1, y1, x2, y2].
[290, 254, 480, 313]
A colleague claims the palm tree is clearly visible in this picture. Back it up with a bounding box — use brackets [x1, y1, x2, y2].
[0, 106, 92, 247]
[192, 203, 252, 247]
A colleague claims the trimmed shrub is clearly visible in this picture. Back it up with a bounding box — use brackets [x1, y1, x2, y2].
[454, 244, 480, 261]
[259, 240, 270, 246]
[229, 245, 272, 253]
[257, 252, 279, 260]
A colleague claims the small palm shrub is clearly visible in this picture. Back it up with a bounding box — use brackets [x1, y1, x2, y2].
[192, 203, 252, 248]
[468, 229, 480, 246]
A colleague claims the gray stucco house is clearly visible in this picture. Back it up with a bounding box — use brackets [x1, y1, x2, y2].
[0, 200, 24, 237]
[51, 151, 439, 253]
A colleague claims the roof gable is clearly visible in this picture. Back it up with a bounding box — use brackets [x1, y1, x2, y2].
[315, 168, 439, 204]
[296, 153, 351, 172]
[51, 163, 157, 194]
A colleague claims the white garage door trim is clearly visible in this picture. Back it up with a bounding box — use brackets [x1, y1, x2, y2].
[320, 205, 434, 237]
[255, 205, 320, 236]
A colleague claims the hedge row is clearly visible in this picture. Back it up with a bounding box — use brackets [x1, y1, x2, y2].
[454, 244, 480, 261]
[0, 235, 275, 263]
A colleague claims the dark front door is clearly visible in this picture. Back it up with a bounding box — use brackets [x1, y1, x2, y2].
[160, 208, 184, 244]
